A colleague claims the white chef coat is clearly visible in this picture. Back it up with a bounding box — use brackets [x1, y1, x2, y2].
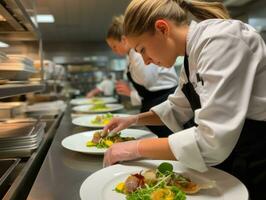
[127, 49, 178, 105]
[130, 89, 143, 106]
[151, 19, 266, 172]
[96, 78, 114, 96]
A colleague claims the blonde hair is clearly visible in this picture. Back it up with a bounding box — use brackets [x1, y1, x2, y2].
[124, 0, 230, 37]
[106, 15, 124, 41]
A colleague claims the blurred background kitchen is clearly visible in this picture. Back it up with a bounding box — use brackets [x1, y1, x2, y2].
[0, 0, 265, 199]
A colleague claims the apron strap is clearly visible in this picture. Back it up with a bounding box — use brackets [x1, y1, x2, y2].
[184, 54, 190, 79]
[181, 55, 201, 128]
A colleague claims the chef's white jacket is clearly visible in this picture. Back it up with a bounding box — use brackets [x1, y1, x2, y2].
[96, 79, 114, 96]
[127, 49, 178, 105]
[151, 19, 266, 172]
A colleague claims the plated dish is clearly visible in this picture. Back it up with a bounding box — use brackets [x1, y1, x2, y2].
[86, 130, 135, 149]
[79, 160, 249, 200]
[70, 97, 117, 105]
[72, 103, 124, 113]
[72, 113, 131, 128]
[61, 129, 157, 155]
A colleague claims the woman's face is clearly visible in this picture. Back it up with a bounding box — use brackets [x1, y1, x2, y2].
[106, 37, 128, 56]
[127, 20, 187, 68]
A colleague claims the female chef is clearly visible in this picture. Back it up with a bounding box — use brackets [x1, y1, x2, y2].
[103, 0, 266, 199]
[106, 15, 179, 137]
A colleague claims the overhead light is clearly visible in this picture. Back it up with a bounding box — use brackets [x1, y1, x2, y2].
[0, 41, 9, 48]
[35, 14, 55, 23]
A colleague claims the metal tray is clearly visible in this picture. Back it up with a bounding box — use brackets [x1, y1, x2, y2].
[0, 62, 36, 81]
[0, 122, 45, 157]
[0, 144, 40, 158]
[0, 122, 45, 141]
[0, 133, 43, 150]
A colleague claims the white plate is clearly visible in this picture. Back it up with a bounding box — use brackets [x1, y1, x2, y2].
[80, 160, 249, 200]
[70, 97, 117, 105]
[61, 129, 157, 155]
[72, 104, 124, 113]
[72, 114, 131, 128]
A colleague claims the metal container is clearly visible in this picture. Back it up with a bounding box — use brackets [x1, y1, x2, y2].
[0, 121, 46, 158]
[0, 63, 36, 81]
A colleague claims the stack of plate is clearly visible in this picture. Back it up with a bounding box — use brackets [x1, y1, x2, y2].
[26, 100, 66, 117]
[0, 121, 46, 158]
[0, 54, 35, 81]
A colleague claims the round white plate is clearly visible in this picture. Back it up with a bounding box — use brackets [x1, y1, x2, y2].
[72, 104, 124, 113]
[61, 129, 157, 155]
[72, 114, 131, 128]
[80, 160, 249, 200]
[70, 97, 117, 105]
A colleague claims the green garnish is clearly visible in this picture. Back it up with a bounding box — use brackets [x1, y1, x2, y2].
[157, 162, 173, 174]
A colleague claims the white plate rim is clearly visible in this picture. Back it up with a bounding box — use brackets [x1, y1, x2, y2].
[72, 114, 132, 128]
[61, 129, 157, 155]
[79, 160, 249, 200]
[70, 97, 117, 105]
[72, 104, 124, 113]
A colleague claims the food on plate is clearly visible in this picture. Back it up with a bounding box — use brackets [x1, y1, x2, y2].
[115, 162, 215, 199]
[86, 130, 135, 149]
[90, 98, 104, 104]
[89, 103, 110, 111]
[91, 113, 114, 125]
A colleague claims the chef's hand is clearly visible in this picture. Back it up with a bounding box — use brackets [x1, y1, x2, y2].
[102, 115, 138, 136]
[103, 140, 141, 167]
[86, 91, 94, 98]
[115, 81, 131, 97]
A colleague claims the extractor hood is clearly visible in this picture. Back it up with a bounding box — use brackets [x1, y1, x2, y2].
[0, 0, 40, 41]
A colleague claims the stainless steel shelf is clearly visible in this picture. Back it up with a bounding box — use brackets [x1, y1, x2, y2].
[0, 84, 45, 99]
[3, 112, 64, 200]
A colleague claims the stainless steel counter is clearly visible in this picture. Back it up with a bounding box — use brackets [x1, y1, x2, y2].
[26, 106, 133, 200]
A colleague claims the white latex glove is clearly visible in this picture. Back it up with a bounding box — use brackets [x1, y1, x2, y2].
[103, 140, 141, 167]
[102, 115, 138, 136]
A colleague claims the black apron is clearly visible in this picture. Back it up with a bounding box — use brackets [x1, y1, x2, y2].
[127, 69, 176, 137]
[182, 55, 266, 200]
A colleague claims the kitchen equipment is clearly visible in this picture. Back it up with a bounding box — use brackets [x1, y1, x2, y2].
[0, 102, 26, 119]
[0, 120, 46, 158]
[0, 158, 20, 199]
[0, 63, 36, 81]
[0, 55, 35, 81]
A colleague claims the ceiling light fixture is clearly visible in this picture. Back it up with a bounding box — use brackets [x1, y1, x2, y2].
[35, 14, 55, 23]
[0, 41, 9, 48]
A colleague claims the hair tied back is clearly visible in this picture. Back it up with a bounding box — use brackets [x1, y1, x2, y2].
[172, 0, 190, 10]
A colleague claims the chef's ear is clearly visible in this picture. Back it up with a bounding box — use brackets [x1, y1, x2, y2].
[121, 35, 128, 44]
[155, 20, 169, 36]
